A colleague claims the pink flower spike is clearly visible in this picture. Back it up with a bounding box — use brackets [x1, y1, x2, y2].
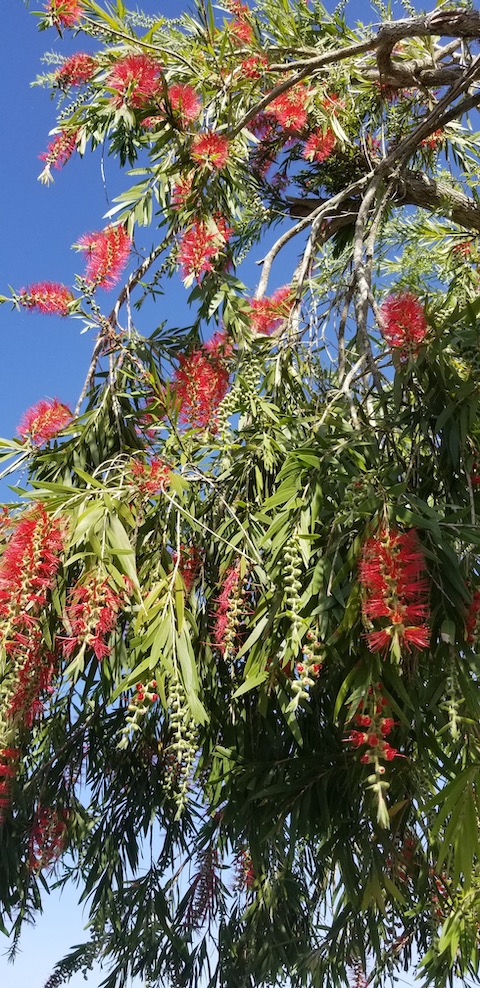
[17, 399, 73, 446]
[248, 286, 293, 335]
[379, 292, 428, 359]
[39, 130, 78, 170]
[167, 83, 201, 127]
[106, 54, 163, 109]
[177, 217, 232, 285]
[172, 344, 230, 430]
[55, 53, 96, 88]
[18, 283, 74, 316]
[191, 132, 230, 171]
[268, 84, 311, 133]
[45, 0, 83, 28]
[303, 128, 336, 163]
[77, 225, 132, 290]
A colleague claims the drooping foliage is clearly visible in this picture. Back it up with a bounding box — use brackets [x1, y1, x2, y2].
[3, 2, 480, 987]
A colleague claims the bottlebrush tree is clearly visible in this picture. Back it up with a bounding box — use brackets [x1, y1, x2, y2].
[3, 2, 480, 987]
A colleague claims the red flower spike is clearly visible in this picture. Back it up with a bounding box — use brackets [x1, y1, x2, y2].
[39, 129, 78, 170]
[77, 225, 132, 290]
[268, 84, 311, 133]
[191, 132, 230, 171]
[223, 0, 249, 14]
[62, 574, 126, 662]
[0, 748, 20, 823]
[420, 129, 444, 151]
[346, 685, 403, 770]
[303, 128, 336, 163]
[55, 53, 96, 88]
[28, 807, 68, 872]
[172, 340, 230, 430]
[360, 528, 430, 658]
[229, 17, 254, 44]
[18, 283, 74, 316]
[177, 217, 232, 285]
[172, 546, 203, 594]
[0, 507, 65, 740]
[466, 590, 480, 643]
[131, 457, 171, 495]
[107, 54, 163, 109]
[213, 562, 244, 656]
[167, 83, 201, 126]
[248, 286, 293, 335]
[240, 55, 268, 80]
[379, 292, 428, 359]
[172, 173, 195, 209]
[17, 399, 72, 446]
[45, 0, 83, 28]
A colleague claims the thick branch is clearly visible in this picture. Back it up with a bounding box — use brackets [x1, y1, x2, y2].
[288, 169, 480, 235]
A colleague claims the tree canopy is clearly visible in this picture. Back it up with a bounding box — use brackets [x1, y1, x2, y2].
[2, 1, 480, 986]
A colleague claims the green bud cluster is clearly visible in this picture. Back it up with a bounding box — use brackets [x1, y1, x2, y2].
[118, 680, 158, 749]
[216, 384, 239, 443]
[283, 535, 303, 639]
[164, 669, 198, 817]
[223, 579, 247, 663]
[240, 351, 263, 395]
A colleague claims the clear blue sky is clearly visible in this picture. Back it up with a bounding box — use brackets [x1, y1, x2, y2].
[0, 2, 419, 987]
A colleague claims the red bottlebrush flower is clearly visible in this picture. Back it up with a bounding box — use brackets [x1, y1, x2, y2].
[0, 506, 65, 617]
[240, 54, 268, 80]
[466, 590, 480, 643]
[191, 132, 230, 171]
[0, 507, 65, 738]
[131, 457, 171, 495]
[167, 83, 201, 126]
[76, 225, 132, 290]
[55, 52, 96, 88]
[346, 685, 403, 769]
[62, 573, 125, 662]
[303, 127, 336, 163]
[268, 84, 311, 133]
[379, 292, 428, 359]
[172, 340, 230, 430]
[6, 644, 57, 727]
[142, 115, 163, 132]
[229, 17, 254, 44]
[18, 282, 73, 316]
[186, 847, 220, 929]
[250, 112, 276, 142]
[235, 849, 255, 892]
[45, 0, 83, 28]
[0, 748, 20, 823]
[223, 0, 249, 14]
[106, 54, 163, 109]
[360, 528, 430, 657]
[452, 240, 473, 257]
[177, 217, 232, 285]
[172, 173, 195, 209]
[17, 398, 72, 446]
[172, 545, 203, 594]
[39, 129, 78, 170]
[213, 562, 243, 657]
[248, 286, 293, 335]
[420, 128, 444, 151]
[28, 807, 68, 872]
